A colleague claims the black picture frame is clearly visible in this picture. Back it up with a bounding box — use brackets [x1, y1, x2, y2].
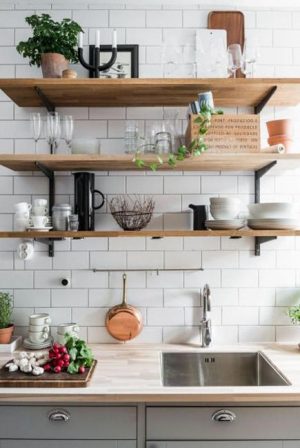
[88, 44, 139, 78]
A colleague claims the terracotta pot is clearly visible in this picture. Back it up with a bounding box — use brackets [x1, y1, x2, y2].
[0, 324, 14, 344]
[268, 136, 294, 151]
[41, 53, 69, 78]
[266, 119, 294, 138]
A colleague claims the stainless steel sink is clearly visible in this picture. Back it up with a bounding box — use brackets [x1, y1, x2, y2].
[161, 352, 291, 387]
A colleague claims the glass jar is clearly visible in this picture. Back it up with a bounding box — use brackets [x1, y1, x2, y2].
[52, 204, 72, 231]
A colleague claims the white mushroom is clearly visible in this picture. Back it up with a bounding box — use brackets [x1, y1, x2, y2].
[36, 357, 48, 366]
[21, 363, 32, 373]
[8, 364, 18, 372]
[19, 352, 28, 359]
[5, 362, 14, 369]
[32, 366, 44, 376]
[29, 358, 37, 366]
[19, 358, 29, 369]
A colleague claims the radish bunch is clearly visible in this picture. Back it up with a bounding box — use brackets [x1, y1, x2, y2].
[43, 343, 71, 374]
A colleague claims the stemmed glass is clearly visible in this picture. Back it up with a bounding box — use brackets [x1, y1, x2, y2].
[242, 38, 259, 78]
[227, 44, 242, 78]
[30, 112, 42, 145]
[46, 112, 61, 152]
[62, 115, 74, 151]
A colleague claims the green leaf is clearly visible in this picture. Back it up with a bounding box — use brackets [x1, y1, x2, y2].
[67, 361, 79, 374]
[149, 163, 158, 171]
[69, 347, 78, 361]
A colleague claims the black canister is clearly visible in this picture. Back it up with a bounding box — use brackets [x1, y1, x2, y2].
[73, 172, 105, 230]
[189, 204, 207, 230]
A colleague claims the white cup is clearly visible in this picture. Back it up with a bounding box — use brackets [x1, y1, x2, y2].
[28, 331, 49, 343]
[56, 333, 66, 345]
[29, 324, 49, 333]
[14, 202, 32, 213]
[31, 216, 48, 228]
[32, 206, 48, 216]
[57, 323, 80, 335]
[14, 217, 30, 231]
[29, 313, 51, 326]
[34, 199, 48, 207]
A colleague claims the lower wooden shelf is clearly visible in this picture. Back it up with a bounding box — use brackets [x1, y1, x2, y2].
[0, 229, 299, 238]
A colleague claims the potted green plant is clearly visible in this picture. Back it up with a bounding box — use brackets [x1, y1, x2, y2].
[16, 14, 83, 78]
[288, 305, 300, 325]
[0, 292, 14, 344]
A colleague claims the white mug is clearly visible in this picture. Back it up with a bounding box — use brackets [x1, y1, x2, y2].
[34, 199, 47, 207]
[29, 331, 49, 343]
[32, 206, 48, 216]
[15, 217, 30, 231]
[29, 313, 51, 326]
[57, 323, 80, 335]
[31, 216, 48, 228]
[29, 324, 49, 333]
[14, 202, 32, 213]
[56, 333, 66, 345]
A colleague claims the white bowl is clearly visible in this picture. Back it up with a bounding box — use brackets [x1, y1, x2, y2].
[210, 206, 240, 220]
[248, 203, 298, 219]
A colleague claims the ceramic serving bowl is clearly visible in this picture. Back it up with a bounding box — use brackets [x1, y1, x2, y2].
[210, 197, 240, 205]
[248, 203, 298, 219]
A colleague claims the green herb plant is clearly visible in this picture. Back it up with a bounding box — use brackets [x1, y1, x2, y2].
[0, 293, 13, 329]
[16, 14, 83, 67]
[65, 333, 94, 374]
[133, 103, 223, 171]
[288, 305, 300, 325]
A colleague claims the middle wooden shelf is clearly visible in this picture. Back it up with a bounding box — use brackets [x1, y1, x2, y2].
[0, 230, 299, 239]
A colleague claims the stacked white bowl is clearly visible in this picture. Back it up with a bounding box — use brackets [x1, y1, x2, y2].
[210, 197, 241, 220]
[248, 203, 297, 219]
[28, 313, 51, 344]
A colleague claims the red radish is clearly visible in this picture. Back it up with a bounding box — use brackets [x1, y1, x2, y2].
[49, 350, 56, 359]
[57, 360, 64, 368]
[60, 346, 67, 354]
[53, 343, 60, 350]
[78, 366, 85, 374]
[44, 363, 51, 372]
[63, 354, 70, 362]
[54, 365, 61, 373]
[64, 361, 70, 368]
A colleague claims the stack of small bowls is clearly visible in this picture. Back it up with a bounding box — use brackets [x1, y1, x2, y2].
[206, 197, 245, 230]
[23, 313, 53, 349]
[210, 197, 241, 219]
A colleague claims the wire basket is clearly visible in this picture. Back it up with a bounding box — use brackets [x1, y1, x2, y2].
[109, 196, 155, 231]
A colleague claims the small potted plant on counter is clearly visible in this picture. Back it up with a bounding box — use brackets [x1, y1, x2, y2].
[0, 292, 14, 344]
[16, 14, 83, 78]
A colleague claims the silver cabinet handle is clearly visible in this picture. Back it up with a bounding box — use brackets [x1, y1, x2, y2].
[212, 409, 236, 423]
[48, 409, 70, 422]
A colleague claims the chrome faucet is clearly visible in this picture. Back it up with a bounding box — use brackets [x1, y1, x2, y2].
[200, 283, 212, 347]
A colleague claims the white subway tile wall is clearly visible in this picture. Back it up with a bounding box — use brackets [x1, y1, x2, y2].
[1, 1, 300, 343]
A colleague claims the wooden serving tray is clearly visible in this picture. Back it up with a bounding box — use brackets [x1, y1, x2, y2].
[0, 360, 97, 388]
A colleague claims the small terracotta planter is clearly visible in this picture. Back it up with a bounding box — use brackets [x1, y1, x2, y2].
[268, 136, 294, 151]
[0, 324, 14, 344]
[266, 119, 294, 138]
[41, 53, 69, 78]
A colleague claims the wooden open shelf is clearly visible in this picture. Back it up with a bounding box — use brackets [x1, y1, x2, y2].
[0, 78, 300, 108]
[1, 153, 300, 172]
[1, 230, 300, 238]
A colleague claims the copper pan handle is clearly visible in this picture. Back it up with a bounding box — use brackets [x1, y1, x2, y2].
[122, 273, 127, 305]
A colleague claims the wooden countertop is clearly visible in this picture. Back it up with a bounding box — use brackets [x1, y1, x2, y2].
[0, 343, 300, 404]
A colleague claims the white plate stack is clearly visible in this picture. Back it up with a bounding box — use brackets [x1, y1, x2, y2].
[247, 203, 300, 230]
[206, 197, 246, 230]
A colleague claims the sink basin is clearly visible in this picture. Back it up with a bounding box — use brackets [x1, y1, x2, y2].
[161, 352, 291, 387]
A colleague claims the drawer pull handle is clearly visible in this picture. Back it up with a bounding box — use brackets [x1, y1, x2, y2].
[212, 409, 236, 423]
[48, 409, 70, 422]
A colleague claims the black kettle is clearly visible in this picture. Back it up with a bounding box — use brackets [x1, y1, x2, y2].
[189, 204, 207, 230]
[73, 172, 105, 231]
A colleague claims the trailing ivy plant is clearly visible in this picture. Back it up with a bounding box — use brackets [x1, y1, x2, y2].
[16, 14, 83, 67]
[133, 103, 223, 171]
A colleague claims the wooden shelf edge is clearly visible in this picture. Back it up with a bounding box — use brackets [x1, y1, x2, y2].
[0, 230, 299, 238]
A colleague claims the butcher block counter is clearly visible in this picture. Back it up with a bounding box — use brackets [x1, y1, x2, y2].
[0, 343, 300, 404]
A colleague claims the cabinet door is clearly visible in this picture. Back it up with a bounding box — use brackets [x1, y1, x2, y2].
[283, 443, 300, 447]
[1, 441, 136, 448]
[146, 442, 282, 448]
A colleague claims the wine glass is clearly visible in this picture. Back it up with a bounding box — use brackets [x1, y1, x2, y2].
[30, 112, 42, 144]
[227, 44, 242, 78]
[62, 115, 74, 150]
[46, 112, 61, 152]
[242, 38, 259, 78]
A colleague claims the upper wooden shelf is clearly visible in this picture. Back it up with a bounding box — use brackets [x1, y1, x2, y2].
[0, 153, 300, 172]
[0, 78, 300, 108]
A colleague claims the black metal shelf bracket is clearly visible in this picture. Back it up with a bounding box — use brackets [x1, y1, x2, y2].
[254, 86, 277, 114]
[35, 162, 55, 257]
[34, 86, 55, 154]
[254, 160, 278, 255]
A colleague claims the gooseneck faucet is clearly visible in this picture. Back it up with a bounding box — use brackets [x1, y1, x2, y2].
[200, 284, 212, 347]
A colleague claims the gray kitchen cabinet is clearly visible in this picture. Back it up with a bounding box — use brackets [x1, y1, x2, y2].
[147, 442, 282, 448]
[0, 406, 136, 441]
[1, 442, 136, 448]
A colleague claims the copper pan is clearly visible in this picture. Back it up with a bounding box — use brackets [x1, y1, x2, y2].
[105, 273, 143, 341]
